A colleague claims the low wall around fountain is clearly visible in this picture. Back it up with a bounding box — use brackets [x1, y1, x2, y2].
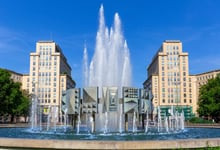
[0, 138, 220, 149]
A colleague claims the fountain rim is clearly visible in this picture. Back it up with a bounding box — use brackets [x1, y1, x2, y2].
[0, 137, 220, 149]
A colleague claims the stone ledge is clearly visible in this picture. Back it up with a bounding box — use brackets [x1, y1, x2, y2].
[0, 138, 220, 149]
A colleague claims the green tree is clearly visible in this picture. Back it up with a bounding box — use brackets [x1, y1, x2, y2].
[197, 74, 220, 122]
[17, 90, 31, 122]
[0, 69, 13, 116]
[0, 69, 30, 123]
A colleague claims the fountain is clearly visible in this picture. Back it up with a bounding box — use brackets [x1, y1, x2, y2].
[89, 116, 94, 133]
[46, 105, 51, 131]
[24, 5, 187, 137]
[132, 111, 137, 133]
[18, 4, 204, 137]
[76, 112, 81, 134]
[145, 110, 149, 133]
[83, 5, 132, 96]
[118, 104, 123, 133]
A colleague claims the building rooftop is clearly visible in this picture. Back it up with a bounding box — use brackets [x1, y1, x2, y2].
[164, 40, 181, 43]
[1, 68, 23, 76]
[37, 40, 54, 43]
[194, 69, 220, 76]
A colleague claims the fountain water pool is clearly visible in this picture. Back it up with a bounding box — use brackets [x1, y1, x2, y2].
[0, 127, 220, 141]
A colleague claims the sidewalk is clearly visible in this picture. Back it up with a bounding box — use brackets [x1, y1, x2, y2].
[0, 123, 29, 128]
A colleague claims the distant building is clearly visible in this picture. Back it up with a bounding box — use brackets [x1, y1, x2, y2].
[143, 40, 196, 119]
[21, 74, 30, 91]
[3, 68, 23, 83]
[194, 69, 220, 113]
[29, 41, 75, 120]
[195, 69, 220, 87]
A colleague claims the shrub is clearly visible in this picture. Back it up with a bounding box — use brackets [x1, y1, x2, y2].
[189, 117, 213, 124]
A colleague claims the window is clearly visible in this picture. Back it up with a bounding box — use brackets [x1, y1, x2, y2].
[189, 88, 192, 92]
[162, 99, 165, 103]
[183, 66, 186, 71]
[189, 83, 191, 87]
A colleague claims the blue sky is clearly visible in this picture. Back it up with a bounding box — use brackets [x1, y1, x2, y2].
[1, 0, 220, 88]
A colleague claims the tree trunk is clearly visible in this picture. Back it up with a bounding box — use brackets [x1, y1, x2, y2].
[24, 116, 27, 123]
[10, 115, 14, 123]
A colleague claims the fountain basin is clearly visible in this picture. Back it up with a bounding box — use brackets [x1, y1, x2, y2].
[0, 137, 220, 149]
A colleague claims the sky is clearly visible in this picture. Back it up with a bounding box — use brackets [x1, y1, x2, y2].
[1, 0, 220, 88]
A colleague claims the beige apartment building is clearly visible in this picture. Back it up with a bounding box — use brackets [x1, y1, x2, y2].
[143, 40, 197, 119]
[195, 69, 220, 107]
[3, 69, 23, 83]
[28, 41, 75, 120]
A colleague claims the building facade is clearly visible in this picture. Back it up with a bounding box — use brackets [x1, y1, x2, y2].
[194, 70, 220, 113]
[3, 69, 23, 83]
[29, 41, 75, 120]
[143, 40, 196, 119]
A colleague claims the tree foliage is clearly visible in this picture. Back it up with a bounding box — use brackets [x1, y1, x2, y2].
[0, 69, 30, 122]
[197, 74, 220, 122]
[18, 90, 31, 122]
[0, 69, 12, 115]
